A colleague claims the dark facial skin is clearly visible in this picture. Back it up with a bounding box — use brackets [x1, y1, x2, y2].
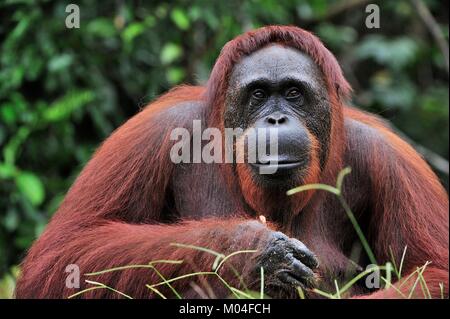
[224, 45, 331, 184]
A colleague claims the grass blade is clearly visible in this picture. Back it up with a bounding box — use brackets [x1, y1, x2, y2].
[260, 267, 264, 299]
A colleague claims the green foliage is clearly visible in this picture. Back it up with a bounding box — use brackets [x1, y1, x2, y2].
[42, 90, 95, 122]
[0, 266, 19, 299]
[356, 36, 419, 70]
[15, 172, 45, 206]
[0, 0, 448, 287]
[160, 43, 183, 65]
[171, 8, 190, 30]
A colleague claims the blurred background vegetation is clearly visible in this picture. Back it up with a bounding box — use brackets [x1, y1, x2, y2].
[0, 0, 448, 298]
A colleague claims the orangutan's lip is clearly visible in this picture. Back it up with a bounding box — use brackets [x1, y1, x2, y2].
[249, 161, 303, 170]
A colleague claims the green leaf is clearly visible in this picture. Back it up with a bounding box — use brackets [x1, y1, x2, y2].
[87, 18, 117, 38]
[8, 18, 30, 43]
[296, 3, 314, 20]
[15, 172, 45, 206]
[160, 43, 183, 64]
[310, 0, 328, 16]
[166, 67, 185, 84]
[0, 163, 16, 179]
[144, 15, 156, 27]
[48, 54, 73, 72]
[3, 126, 31, 165]
[122, 22, 145, 44]
[0, 272, 16, 299]
[0, 104, 16, 124]
[43, 90, 95, 122]
[171, 8, 190, 30]
[3, 210, 19, 231]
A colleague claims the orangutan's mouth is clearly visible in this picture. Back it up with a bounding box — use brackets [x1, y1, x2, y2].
[249, 156, 308, 173]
